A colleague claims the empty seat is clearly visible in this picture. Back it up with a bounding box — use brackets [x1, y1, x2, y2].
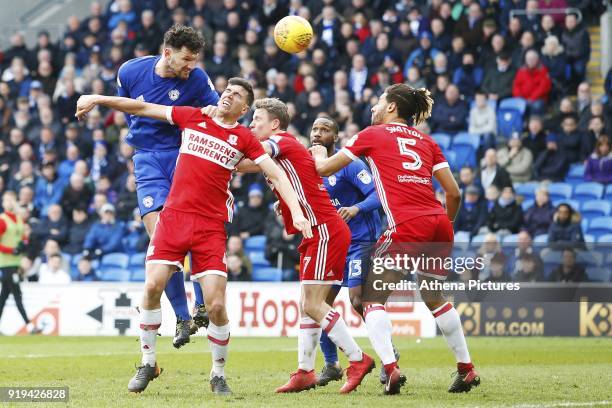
[497, 108, 523, 139]
[432, 133, 451, 150]
[444, 150, 457, 171]
[586, 267, 611, 282]
[244, 235, 266, 252]
[605, 185, 612, 201]
[587, 217, 612, 238]
[129, 252, 146, 267]
[597, 234, 612, 243]
[547, 182, 572, 201]
[499, 97, 527, 115]
[565, 164, 585, 185]
[573, 182, 604, 201]
[515, 182, 540, 200]
[100, 252, 130, 269]
[249, 251, 270, 266]
[130, 268, 146, 282]
[534, 234, 548, 244]
[451, 144, 476, 168]
[252, 266, 282, 282]
[581, 200, 611, 219]
[98, 268, 131, 282]
[453, 132, 480, 150]
[470, 234, 487, 247]
[501, 234, 520, 246]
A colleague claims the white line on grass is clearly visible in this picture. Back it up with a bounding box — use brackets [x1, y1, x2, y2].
[505, 401, 611, 408]
[3, 348, 298, 359]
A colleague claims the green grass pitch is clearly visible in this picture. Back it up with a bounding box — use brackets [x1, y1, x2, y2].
[1, 336, 611, 407]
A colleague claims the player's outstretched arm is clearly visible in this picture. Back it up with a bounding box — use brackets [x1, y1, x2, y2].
[309, 145, 352, 176]
[75, 95, 168, 122]
[434, 166, 461, 222]
[236, 141, 274, 173]
[257, 157, 313, 239]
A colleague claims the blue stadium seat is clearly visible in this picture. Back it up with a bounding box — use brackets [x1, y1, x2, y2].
[584, 234, 596, 244]
[244, 235, 266, 252]
[606, 253, 612, 266]
[581, 219, 590, 234]
[432, 133, 451, 150]
[98, 268, 131, 282]
[499, 97, 527, 115]
[565, 164, 585, 185]
[470, 234, 487, 247]
[605, 185, 612, 201]
[469, 99, 497, 111]
[576, 251, 604, 267]
[552, 199, 579, 211]
[534, 234, 548, 244]
[547, 182, 572, 201]
[541, 250, 562, 276]
[586, 267, 611, 282]
[501, 234, 520, 246]
[581, 200, 611, 219]
[453, 132, 480, 150]
[450, 144, 476, 168]
[252, 267, 282, 282]
[130, 268, 146, 282]
[129, 252, 146, 267]
[249, 251, 271, 267]
[521, 198, 534, 211]
[454, 231, 470, 250]
[597, 234, 612, 243]
[515, 182, 539, 200]
[587, 217, 612, 238]
[497, 108, 523, 139]
[61, 253, 72, 268]
[444, 150, 457, 171]
[573, 182, 604, 201]
[101, 252, 130, 269]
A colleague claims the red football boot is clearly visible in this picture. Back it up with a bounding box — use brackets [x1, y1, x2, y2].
[448, 364, 481, 393]
[383, 367, 407, 395]
[276, 369, 318, 393]
[339, 353, 375, 394]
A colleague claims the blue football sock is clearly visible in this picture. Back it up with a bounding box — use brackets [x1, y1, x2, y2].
[193, 281, 204, 307]
[164, 271, 191, 321]
[319, 330, 338, 365]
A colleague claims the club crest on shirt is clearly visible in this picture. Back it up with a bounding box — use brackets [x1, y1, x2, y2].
[328, 175, 336, 186]
[227, 134, 238, 146]
[357, 169, 372, 184]
[168, 89, 180, 101]
[143, 195, 154, 208]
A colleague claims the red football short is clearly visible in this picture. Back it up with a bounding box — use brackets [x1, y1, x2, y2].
[374, 214, 454, 280]
[146, 207, 227, 280]
[299, 216, 351, 284]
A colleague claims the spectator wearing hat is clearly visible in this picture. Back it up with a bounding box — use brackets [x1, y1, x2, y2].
[524, 188, 556, 237]
[497, 134, 534, 183]
[533, 133, 570, 181]
[34, 162, 66, 218]
[82, 203, 124, 259]
[549, 248, 588, 282]
[430, 84, 468, 135]
[512, 49, 552, 115]
[64, 205, 92, 255]
[454, 185, 488, 238]
[547, 203, 585, 250]
[487, 186, 524, 235]
[231, 184, 270, 240]
[584, 135, 612, 184]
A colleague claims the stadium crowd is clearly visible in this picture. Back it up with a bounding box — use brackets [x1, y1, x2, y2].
[0, 0, 611, 285]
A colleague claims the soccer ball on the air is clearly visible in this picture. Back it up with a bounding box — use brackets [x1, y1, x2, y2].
[273, 16, 313, 54]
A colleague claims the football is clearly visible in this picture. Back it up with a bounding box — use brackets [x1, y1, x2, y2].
[273, 15, 313, 54]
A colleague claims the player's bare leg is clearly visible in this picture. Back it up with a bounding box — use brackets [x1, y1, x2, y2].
[361, 267, 406, 395]
[418, 275, 480, 393]
[197, 274, 232, 396]
[318, 286, 343, 386]
[277, 284, 373, 394]
[143, 211, 193, 348]
[128, 263, 174, 393]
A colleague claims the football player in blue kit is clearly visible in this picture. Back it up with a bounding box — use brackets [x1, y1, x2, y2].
[117, 25, 218, 347]
[309, 117, 399, 385]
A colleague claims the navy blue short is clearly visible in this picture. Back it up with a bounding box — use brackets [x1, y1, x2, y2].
[340, 242, 373, 289]
[133, 149, 180, 216]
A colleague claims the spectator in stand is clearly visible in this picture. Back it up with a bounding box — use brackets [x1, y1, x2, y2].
[508, 231, 544, 275]
[512, 30, 537, 70]
[524, 188, 556, 237]
[82, 203, 123, 259]
[458, 166, 483, 196]
[522, 115, 547, 159]
[497, 134, 534, 183]
[8, 161, 36, 193]
[487, 186, 523, 235]
[469, 90, 496, 150]
[561, 13, 590, 88]
[61, 173, 94, 216]
[484, 185, 500, 215]
[264, 211, 300, 281]
[485, 253, 509, 283]
[548, 203, 585, 250]
[541, 35, 568, 97]
[74, 257, 98, 282]
[534, 134, 570, 181]
[34, 162, 66, 218]
[38, 253, 71, 284]
[549, 248, 588, 282]
[454, 2, 484, 50]
[227, 254, 250, 282]
[404, 31, 439, 79]
[584, 135, 612, 184]
[512, 49, 552, 115]
[558, 113, 587, 163]
[430, 84, 468, 135]
[115, 173, 138, 221]
[513, 253, 544, 282]
[64, 206, 92, 255]
[31, 204, 68, 246]
[476, 233, 505, 281]
[454, 185, 487, 238]
[576, 82, 593, 132]
[453, 52, 483, 100]
[231, 184, 269, 239]
[227, 235, 252, 274]
[583, 115, 606, 157]
[478, 148, 513, 191]
[123, 208, 148, 254]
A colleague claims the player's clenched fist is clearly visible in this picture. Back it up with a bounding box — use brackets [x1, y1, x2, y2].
[292, 214, 312, 239]
[308, 144, 328, 159]
[75, 95, 100, 120]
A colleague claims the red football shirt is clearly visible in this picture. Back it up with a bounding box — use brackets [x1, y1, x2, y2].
[164, 106, 267, 221]
[265, 132, 339, 234]
[342, 122, 448, 229]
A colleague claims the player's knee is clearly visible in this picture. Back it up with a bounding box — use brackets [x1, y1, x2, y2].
[143, 279, 165, 299]
[206, 298, 226, 319]
[302, 299, 320, 320]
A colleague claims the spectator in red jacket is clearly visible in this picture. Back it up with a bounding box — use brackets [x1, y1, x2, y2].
[512, 50, 552, 115]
